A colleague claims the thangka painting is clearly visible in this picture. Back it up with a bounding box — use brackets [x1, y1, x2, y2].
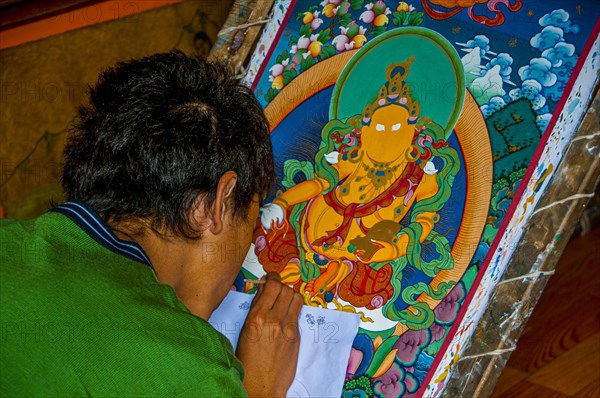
[235, 1, 600, 396]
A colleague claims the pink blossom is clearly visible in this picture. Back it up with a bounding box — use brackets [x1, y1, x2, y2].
[360, 10, 375, 23]
[269, 58, 289, 77]
[311, 11, 324, 29]
[291, 35, 311, 54]
[320, 0, 342, 6]
[346, 348, 363, 376]
[332, 34, 349, 51]
[370, 295, 384, 309]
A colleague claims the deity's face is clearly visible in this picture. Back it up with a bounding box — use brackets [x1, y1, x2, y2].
[361, 104, 414, 163]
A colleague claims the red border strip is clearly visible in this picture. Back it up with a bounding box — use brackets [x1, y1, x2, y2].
[418, 16, 600, 396]
[250, 0, 297, 91]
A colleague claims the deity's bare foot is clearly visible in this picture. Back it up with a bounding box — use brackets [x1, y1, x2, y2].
[304, 260, 344, 297]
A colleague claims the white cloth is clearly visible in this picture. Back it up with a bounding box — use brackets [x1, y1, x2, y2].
[209, 290, 361, 398]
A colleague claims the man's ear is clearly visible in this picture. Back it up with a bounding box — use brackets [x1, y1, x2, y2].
[207, 171, 238, 235]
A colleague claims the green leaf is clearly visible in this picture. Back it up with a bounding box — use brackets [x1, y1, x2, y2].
[339, 13, 352, 27]
[300, 55, 317, 71]
[299, 24, 312, 37]
[373, 26, 387, 36]
[364, 336, 400, 377]
[288, 36, 298, 47]
[295, 48, 309, 59]
[302, 261, 321, 283]
[392, 10, 405, 26]
[276, 50, 290, 64]
[407, 12, 416, 25]
[412, 11, 424, 25]
[350, 0, 363, 10]
[317, 28, 331, 43]
[265, 88, 278, 103]
[282, 159, 314, 189]
[282, 67, 298, 84]
[320, 45, 336, 60]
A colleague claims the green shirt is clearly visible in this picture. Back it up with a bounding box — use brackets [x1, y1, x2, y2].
[0, 202, 246, 397]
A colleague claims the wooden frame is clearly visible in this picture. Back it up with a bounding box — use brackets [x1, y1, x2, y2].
[0, 0, 104, 30]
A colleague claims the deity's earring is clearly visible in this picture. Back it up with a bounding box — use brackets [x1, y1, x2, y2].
[405, 145, 420, 162]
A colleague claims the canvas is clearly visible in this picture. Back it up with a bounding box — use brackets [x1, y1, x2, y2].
[234, 1, 600, 396]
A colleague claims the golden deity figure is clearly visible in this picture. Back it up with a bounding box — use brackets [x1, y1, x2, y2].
[255, 56, 454, 313]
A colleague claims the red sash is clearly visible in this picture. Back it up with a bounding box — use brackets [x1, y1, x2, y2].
[313, 161, 424, 247]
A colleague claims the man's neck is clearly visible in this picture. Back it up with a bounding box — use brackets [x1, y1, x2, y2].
[111, 228, 224, 320]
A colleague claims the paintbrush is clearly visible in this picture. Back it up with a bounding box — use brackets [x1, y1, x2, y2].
[243, 278, 266, 285]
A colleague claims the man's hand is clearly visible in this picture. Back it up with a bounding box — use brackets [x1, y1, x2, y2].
[237, 272, 303, 397]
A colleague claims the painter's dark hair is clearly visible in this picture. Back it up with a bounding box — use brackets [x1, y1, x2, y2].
[62, 50, 274, 239]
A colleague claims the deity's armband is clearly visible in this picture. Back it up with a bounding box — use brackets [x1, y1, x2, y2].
[271, 197, 289, 211]
[413, 211, 440, 231]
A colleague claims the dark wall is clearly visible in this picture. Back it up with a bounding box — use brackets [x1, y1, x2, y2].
[0, 0, 233, 219]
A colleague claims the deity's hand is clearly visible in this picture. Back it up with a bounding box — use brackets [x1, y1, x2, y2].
[355, 235, 409, 264]
[260, 203, 285, 230]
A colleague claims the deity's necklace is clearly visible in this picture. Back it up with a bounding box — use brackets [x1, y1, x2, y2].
[361, 153, 405, 190]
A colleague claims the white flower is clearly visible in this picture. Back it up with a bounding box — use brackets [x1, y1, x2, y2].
[324, 151, 340, 164]
[424, 160, 439, 175]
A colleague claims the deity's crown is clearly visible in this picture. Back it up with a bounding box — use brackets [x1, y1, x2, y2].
[362, 56, 420, 126]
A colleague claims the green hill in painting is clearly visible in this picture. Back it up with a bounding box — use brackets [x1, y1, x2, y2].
[485, 98, 542, 181]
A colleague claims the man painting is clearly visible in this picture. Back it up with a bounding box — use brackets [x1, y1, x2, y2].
[0, 51, 302, 397]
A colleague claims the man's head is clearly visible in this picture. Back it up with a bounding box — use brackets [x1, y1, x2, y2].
[62, 50, 274, 240]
